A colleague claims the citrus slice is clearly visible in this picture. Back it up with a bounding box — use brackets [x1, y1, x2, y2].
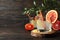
[31, 29, 40, 37]
[25, 23, 34, 30]
[46, 10, 58, 23]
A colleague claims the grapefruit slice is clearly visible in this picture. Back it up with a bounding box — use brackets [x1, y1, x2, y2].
[46, 10, 58, 23]
[25, 23, 34, 30]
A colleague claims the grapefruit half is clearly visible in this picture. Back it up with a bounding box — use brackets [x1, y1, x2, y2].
[46, 10, 58, 23]
[52, 20, 60, 30]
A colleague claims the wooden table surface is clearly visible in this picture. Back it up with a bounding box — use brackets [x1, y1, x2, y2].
[0, 20, 59, 40]
[0, 27, 59, 40]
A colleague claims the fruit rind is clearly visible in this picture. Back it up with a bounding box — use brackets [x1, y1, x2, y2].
[46, 10, 58, 23]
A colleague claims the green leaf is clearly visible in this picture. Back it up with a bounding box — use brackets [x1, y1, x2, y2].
[33, 1, 36, 6]
[24, 8, 27, 10]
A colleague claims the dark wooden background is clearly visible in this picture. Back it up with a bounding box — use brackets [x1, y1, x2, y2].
[0, 0, 60, 40]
